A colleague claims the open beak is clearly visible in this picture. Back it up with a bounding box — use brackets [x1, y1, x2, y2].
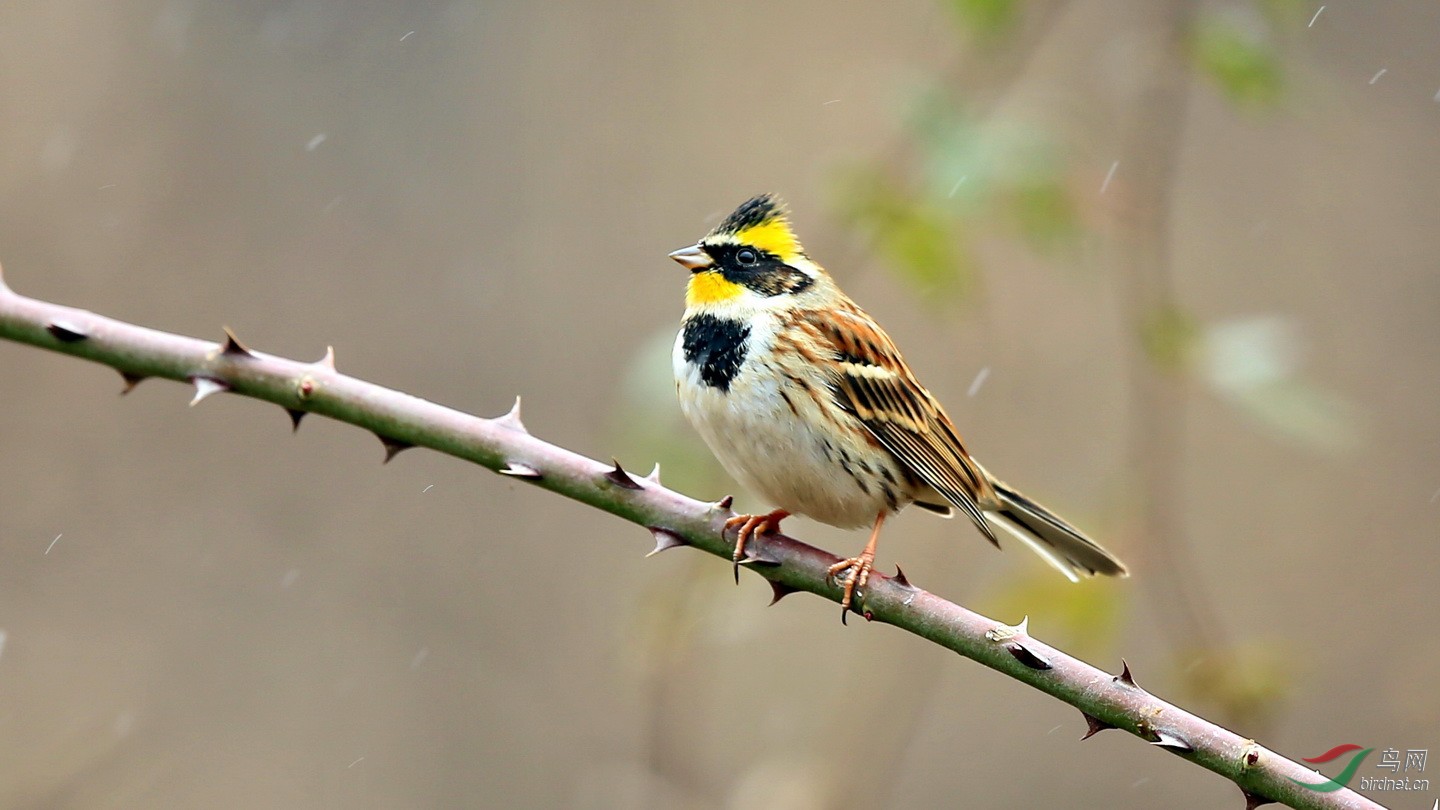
[668, 244, 713, 272]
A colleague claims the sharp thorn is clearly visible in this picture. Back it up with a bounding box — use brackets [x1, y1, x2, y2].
[1079, 712, 1115, 740]
[189, 376, 228, 406]
[714, 495, 734, 511]
[1241, 789, 1275, 810]
[317, 346, 336, 370]
[891, 563, 912, 589]
[1116, 658, 1140, 688]
[377, 435, 413, 463]
[986, 615, 1029, 642]
[737, 549, 781, 568]
[766, 579, 798, 605]
[220, 326, 254, 358]
[645, 463, 661, 484]
[602, 459, 642, 490]
[1150, 730, 1193, 753]
[286, 408, 306, 431]
[1005, 642, 1052, 670]
[119, 372, 146, 395]
[499, 462, 541, 479]
[47, 320, 88, 343]
[644, 528, 686, 557]
[494, 396, 528, 433]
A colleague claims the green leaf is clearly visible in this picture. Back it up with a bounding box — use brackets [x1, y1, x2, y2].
[1191, 12, 1284, 107]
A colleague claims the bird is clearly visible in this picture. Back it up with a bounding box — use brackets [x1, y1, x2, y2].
[668, 193, 1128, 619]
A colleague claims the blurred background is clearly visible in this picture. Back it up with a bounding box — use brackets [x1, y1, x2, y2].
[2, 1, 1437, 807]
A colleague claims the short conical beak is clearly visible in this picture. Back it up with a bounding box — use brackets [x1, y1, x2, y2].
[668, 244, 713, 272]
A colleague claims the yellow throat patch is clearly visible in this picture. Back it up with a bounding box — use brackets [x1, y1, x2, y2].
[686, 271, 744, 308]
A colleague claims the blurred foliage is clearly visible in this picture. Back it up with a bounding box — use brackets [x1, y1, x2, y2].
[832, 165, 977, 305]
[943, 0, 1019, 40]
[1008, 174, 1082, 253]
[1202, 317, 1361, 452]
[981, 567, 1127, 657]
[831, 89, 1082, 310]
[1173, 641, 1295, 731]
[1139, 304, 1202, 374]
[1190, 9, 1284, 107]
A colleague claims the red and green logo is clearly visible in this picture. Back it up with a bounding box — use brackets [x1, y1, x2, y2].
[1291, 744, 1373, 792]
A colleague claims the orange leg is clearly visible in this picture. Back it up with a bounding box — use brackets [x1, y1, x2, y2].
[826, 512, 885, 622]
[723, 509, 790, 583]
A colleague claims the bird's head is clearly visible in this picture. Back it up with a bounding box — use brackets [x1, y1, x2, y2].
[669, 194, 827, 315]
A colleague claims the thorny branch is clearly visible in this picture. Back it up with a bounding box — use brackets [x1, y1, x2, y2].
[0, 265, 1382, 810]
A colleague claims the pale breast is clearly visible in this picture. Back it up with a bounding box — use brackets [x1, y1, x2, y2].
[673, 315, 913, 528]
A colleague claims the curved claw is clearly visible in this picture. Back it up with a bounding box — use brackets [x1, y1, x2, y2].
[827, 554, 875, 624]
[723, 510, 789, 584]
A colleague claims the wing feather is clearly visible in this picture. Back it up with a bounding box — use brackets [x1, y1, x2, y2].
[799, 307, 999, 545]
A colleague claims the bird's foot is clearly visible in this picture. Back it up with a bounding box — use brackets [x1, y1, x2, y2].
[826, 549, 876, 624]
[723, 509, 790, 583]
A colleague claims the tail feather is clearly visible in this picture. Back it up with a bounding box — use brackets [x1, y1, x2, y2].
[984, 479, 1128, 581]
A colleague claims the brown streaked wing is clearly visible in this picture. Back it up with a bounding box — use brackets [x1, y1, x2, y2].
[799, 308, 1000, 545]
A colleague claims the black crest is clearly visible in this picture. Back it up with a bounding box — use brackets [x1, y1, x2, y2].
[712, 194, 786, 236]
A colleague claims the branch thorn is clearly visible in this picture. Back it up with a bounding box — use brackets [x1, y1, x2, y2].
[603, 459, 642, 490]
[317, 346, 336, 370]
[645, 463, 661, 484]
[286, 408, 306, 431]
[713, 495, 734, 511]
[766, 578, 798, 605]
[119, 372, 146, 395]
[1150, 730, 1193, 753]
[891, 563, 913, 589]
[1079, 712, 1115, 740]
[644, 528, 686, 557]
[499, 461, 541, 479]
[1115, 658, 1140, 688]
[47, 320, 88, 343]
[1005, 642, 1052, 670]
[220, 326, 254, 358]
[737, 546, 781, 568]
[189, 376, 228, 406]
[986, 615, 1030, 642]
[377, 434, 413, 463]
[494, 396, 527, 433]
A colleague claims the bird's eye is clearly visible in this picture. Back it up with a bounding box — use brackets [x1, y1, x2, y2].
[736, 248, 758, 266]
